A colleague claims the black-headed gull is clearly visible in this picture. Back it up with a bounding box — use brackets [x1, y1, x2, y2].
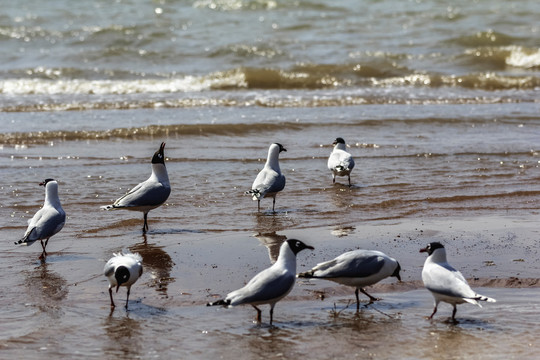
[103, 250, 143, 309]
[298, 249, 401, 310]
[327, 137, 355, 186]
[15, 179, 66, 260]
[101, 142, 171, 233]
[207, 239, 314, 325]
[245, 143, 286, 212]
[420, 242, 496, 322]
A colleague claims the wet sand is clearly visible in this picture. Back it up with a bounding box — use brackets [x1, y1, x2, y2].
[1, 215, 540, 359]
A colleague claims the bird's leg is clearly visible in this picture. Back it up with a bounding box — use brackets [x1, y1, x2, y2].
[125, 287, 130, 309]
[269, 305, 275, 325]
[143, 213, 148, 233]
[428, 305, 438, 319]
[332, 175, 336, 184]
[109, 287, 116, 308]
[451, 305, 458, 323]
[360, 288, 380, 304]
[355, 288, 360, 311]
[272, 196, 276, 212]
[39, 238, 49, 259]
[257, 200, 260, 212]
[252, 305, 262, 323]
[348, 175, 351, 187]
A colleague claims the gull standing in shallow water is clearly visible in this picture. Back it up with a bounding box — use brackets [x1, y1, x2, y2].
[245, 143, 286, 212]
[104, 250, 143, 309]
[298, 249, 401, 311]
[420, 242, 496, 322]
[15, 179, 66, 260]
[101, 142, 171, 233]
[327, 137, 355, 186]
[207, 239, 314, 325]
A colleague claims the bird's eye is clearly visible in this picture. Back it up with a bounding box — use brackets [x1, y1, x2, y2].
[296, 241, 301, 248]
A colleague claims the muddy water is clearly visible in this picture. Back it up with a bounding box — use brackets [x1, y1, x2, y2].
[2, 217, 540, 359]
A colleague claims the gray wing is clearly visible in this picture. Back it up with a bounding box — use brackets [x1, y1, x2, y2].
[103, 261, 115, 277]
[342, 153, 355, 171]
[328, 150, 354, 171]
[227, 269, 295, 306]
[327, 152, 341, 170]
[113, 181, 170, 208]
[312, 252, 385, 279]
[23, 207, 65, 243]
[252, 169, 285, 197]
[423, 263, 477, 299]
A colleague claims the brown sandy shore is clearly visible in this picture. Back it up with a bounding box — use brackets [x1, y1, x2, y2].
[2, 215, 540, 359]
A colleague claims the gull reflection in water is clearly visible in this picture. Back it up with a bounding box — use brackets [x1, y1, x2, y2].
[24, 262, 68, 317]
[103, 313, 142, 357]
[254, 231, 287, 263]
[130, 235, 175, 298]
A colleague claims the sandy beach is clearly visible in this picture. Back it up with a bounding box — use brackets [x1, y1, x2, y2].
[2, 213, 540, 359]
[2, 0, 540, 358]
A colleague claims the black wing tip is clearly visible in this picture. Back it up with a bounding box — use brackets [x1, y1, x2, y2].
[297, 271, 314, 278]
[207, 299, 229, 307]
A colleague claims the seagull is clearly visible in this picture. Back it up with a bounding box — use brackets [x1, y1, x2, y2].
[298, 249, 401, 311]
[245, 143, 286, 212]
[101, 142, 171, 233]
[420, 242, 496, 322]
[327, 137, 355, 186]
[207, 239, 314, 325]
[103, 250, 143, 309]
[15, 179, 66, 260]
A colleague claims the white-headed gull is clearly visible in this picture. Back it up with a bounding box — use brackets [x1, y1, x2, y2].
[327, 137, 355, 186]
[245, 143, 286, 212]
[420, 242, 496, 322]
[103, 250, 143, 309]
[298, 249, 401, 310]
[207, 239, 314, 325]
[15, 179, 66, 260]
[101, 142, 171, 233]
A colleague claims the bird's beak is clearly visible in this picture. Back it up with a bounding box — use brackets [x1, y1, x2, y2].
[160, 142, 166, 152]
[306, 245, 314, 250]
[419, 247, 428, 253]
[39, 182, 45, 186]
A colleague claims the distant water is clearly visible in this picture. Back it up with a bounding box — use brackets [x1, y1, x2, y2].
[1, 1, 540, 359]
[1, 0, 539, 112]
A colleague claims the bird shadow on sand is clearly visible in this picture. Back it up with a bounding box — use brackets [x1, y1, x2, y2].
[106, 299, 167, 318]
[427, 316, 496, 330]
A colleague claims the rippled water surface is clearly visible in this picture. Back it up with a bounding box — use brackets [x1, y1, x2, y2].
[1, 0, 540, 358]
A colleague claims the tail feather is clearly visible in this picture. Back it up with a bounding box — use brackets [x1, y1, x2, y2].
[297, 270, 315, 278]
[100, 204, 117, 210]
[207, 299, 230, 307]
[245, 189, 261, 200]
[464, 294, 496, 307]
[477, 295, 496, 303]
[15, 228, 35, 246]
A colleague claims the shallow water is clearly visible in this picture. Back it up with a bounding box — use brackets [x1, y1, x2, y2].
[2, 0, 540, 358]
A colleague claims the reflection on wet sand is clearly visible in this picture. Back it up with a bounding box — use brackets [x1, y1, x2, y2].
[254, 232, 287, 263]
[252, 212, 293, 262]
[327, 183, 357, 211]
[253, 211, 294, 234]
[24, 262, 68, 317]
[103, 314, 142, 358]
[130, 235, 175, 298]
